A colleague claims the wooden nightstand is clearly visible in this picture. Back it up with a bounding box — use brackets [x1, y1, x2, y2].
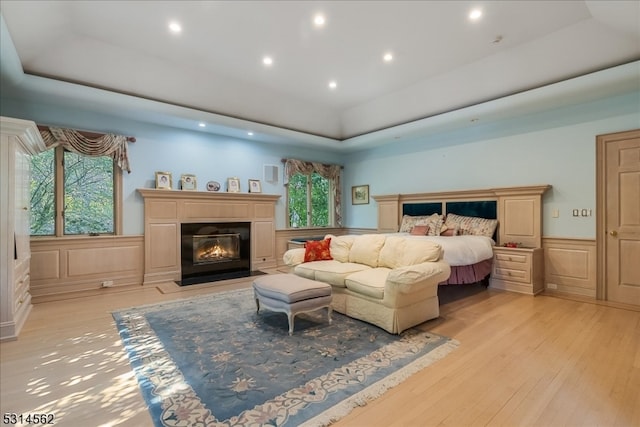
[490, 247, 544, 295]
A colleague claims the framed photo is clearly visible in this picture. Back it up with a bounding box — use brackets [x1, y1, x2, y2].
[227, 177, 240, 193]
[206, 181, 221, 192]
[248, 179, 262, 193]
[180, 174, 197, 191]
[155, 171, 172, 189]
[352, 184, 369, 205]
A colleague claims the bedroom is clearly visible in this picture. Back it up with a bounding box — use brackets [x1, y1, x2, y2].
[1, 1, 639, 426]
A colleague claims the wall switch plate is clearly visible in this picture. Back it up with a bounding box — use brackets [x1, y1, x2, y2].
[552, 209, 559, 218]
[572, 209, 579, 216]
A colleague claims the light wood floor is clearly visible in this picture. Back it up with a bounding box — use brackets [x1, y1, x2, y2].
[1, 277, 638, 427]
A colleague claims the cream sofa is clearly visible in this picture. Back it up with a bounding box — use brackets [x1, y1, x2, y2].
[283, 234, 451, 334]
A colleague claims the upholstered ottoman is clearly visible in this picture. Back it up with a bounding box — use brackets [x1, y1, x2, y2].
[252, 274, 332, 335]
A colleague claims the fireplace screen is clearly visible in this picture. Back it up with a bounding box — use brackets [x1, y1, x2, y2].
[193, 233, 240, 265]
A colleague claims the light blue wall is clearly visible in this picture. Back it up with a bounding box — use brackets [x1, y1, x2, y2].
[342, 92, 640, 238]
[2, 90, 638, 239]
[0, 98, 343, 234]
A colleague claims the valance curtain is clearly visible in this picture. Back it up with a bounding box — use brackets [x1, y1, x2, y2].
[39, 127, 132, 173]
[284, 158, 342, 226]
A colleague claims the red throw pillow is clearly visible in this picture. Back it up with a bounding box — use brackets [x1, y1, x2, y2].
[304, 238, 333, 262]
[410, 225, 429, 236]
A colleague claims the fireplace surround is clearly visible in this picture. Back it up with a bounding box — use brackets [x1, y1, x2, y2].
[180, 222, 250, 285]
[137, 189, 280, 286]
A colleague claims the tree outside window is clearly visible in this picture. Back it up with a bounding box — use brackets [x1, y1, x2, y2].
[287, 172, 332, 228]
[31, 146, 116, 236]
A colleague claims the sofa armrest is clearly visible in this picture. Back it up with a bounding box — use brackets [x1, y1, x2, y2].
[283, 248, 306, 266]
[386, 261, 451, 294]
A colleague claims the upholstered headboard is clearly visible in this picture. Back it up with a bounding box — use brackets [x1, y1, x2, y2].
[402, 200, 497, 220]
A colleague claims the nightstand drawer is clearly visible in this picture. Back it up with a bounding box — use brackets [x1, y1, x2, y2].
[494, 252, 528, 264]
[494, 266, 531, 283]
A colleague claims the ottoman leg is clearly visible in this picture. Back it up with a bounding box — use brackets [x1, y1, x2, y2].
[287, 312, 295, 336]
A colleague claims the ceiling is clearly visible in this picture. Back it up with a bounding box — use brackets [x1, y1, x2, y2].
[0, 1, 639, 151]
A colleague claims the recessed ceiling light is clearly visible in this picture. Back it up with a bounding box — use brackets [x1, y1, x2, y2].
[168, 21, 182, 33]
[263, 56, 273, 66]
[469, 9, 482, 21]
[328, 80, 337, 90]
[383, 52, 393, 62]
[247, 131, 254, 136]
[313, 14, 326, 27]
[198, 122, 206, 128]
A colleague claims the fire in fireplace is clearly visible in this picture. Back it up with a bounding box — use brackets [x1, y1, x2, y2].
[180, 222, 250, 285]
[193, 233, 240, 265]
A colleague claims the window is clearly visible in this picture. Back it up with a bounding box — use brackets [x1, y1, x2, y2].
[287, 172, 332, 228]
[30, 146, 121, 236]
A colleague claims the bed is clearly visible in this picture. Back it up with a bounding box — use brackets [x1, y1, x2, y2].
[393, 199, 498, 285]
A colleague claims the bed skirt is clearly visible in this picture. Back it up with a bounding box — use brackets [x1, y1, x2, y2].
[439, 258, 493, 285]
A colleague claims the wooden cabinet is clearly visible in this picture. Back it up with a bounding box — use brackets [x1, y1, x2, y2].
[491, 247, 544, 295]
[252, 221, 275, 270]
[1, 117, 46, 341]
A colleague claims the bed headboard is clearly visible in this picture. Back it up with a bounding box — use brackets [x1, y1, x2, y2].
[402, 200, 497, 220]
[375, 185, 550, 247]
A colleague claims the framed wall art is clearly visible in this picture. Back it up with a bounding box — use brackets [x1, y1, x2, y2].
[227, 177, 240, 193]
[155, 171, 172, 189]
[352, 184, 369, 205]
[180, 174, 197, 191]
[248, 179, 262, 193]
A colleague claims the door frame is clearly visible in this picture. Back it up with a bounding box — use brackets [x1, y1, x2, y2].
[595, 129, 640, 300]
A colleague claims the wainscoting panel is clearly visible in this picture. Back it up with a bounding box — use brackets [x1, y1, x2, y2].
[543, 237, 596, 298]
[30, 236, 144, 302]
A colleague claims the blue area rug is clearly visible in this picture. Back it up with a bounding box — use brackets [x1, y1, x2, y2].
[113, 288, 458, 426]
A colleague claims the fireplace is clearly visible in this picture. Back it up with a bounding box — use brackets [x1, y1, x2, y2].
[180, 222, 250, 285]
[193, 233, 240, 265]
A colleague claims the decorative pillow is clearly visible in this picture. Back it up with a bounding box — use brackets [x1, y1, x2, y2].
[410, 225, 429, 236]
[304, 238, 332, 262]
[444, 213, 498, 238]
[399, 215, 432, 232]
[425, 216, 445, 236]
[399, 214, 443, 233]
[440, 224, 459, 236]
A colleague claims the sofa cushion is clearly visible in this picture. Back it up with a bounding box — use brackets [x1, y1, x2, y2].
[294, 261, 371, 287]
[378, 236, 443, 269]
[304, 238, 332, 262]
[345, 268, 391, 300]
[348, 234, 387, 267]
[325, 234, 355, 263]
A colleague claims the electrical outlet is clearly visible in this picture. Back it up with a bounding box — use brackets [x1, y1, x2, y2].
[547, 283, 558, 290]
[101, 280, 114, 288]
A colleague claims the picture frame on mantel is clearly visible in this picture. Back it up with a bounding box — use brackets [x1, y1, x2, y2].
[352, 185, 369, 205]
[248, 179, 262, 193]
[155, 171, 172, 190]
[227, 177, 240, 193]
[180, 174, 197, 191]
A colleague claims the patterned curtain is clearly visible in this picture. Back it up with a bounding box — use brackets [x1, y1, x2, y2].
[284, 158, 342, 226]
[39, 127, 131, 173]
